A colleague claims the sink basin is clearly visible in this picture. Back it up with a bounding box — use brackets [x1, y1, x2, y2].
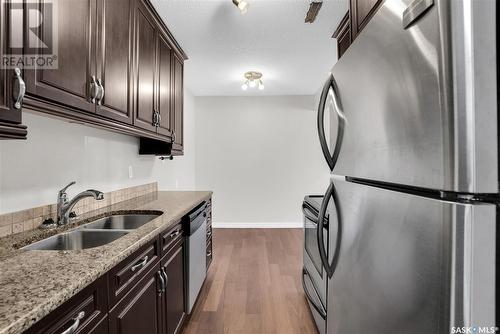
[82, 213, 160, 230]
[22, 230, 129, 251]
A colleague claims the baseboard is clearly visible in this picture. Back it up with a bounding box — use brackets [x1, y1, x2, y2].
[212, 222, 303, 229]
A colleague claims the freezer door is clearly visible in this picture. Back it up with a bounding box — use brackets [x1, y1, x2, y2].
[331, 0, 497, 193]
[327, 178, 496, 334]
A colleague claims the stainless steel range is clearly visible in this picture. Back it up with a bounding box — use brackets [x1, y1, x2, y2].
[302, 195, 328, 334]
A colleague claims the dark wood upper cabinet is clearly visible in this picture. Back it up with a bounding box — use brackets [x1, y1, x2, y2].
[1, 0, 186, 147]
[133, 0, 158, 133]
[156, 34, 173, 137]
[333, 0, 384, 57]
[171, 54, 183, 154]
[332, 11, 351, 59]
[24, 0, 97, 114]
[350, 0, 384, 40]
[161, 239, 186, 334]
[0, 0, 27, 139]
[95, 0, 133, 124]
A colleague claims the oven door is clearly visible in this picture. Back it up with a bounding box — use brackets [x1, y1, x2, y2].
[303, 201, 328, 307]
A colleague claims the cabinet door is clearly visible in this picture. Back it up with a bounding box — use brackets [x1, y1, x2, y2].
[109, 266, 162, 334]
[350, 0, 383, 39]
[156, 34, 172, 137]
[0, 0, 27, 139]
[95, 0, 133, 124]
[24, 0, 97, 114]
[133, 0, 157, 133]
[333, 12, 351, 59]
[0, 0, 21, 124]
[171, 55, 183, 154]
[162, 240, 186, 334]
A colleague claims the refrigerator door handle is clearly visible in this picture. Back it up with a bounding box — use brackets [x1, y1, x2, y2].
[317, 182, 342, 278]
[302, 268, 327, 319]
[317, 73, 345, 171]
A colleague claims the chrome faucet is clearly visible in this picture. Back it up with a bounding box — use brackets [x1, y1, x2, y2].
[57, 181, 104, 226]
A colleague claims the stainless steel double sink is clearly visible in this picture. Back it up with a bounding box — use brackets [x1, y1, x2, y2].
[23, 213, 161, 251]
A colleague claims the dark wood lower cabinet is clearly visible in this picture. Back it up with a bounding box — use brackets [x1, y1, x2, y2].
[24, 277, 108, 334]
[22, 212, 206, 334]
[109, 264, 163, 334]
[161, 239, 186, 334]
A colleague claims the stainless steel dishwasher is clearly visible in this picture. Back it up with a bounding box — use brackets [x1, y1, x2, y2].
[184, 201, 207, 314]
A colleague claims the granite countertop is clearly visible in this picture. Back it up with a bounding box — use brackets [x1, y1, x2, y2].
[0, 191, 212, 334]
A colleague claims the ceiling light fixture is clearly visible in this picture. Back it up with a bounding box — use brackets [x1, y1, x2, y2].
[232, 0, 249, 14]
[241, 71, 264, 91]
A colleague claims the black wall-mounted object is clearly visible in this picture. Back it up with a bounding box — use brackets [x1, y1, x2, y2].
[139, 137, 172, 156]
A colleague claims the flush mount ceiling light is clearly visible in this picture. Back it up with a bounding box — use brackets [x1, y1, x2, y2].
[232, 0, 249, 14]
[305, 1, 323, 23]
[241, 71, 264, 91]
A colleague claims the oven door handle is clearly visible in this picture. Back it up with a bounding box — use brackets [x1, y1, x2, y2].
[317, 182, 342, 278]
[302, 203, 318, 223]
[303, 203, 328, 228]
[302, 268, 327, 319]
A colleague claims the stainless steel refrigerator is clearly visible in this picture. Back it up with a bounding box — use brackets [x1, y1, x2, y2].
[313, 0, 497, 333]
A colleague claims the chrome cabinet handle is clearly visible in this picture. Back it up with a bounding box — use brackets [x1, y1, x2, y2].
[96, 78, 104, 105]
[302, 269, 326, 319]
[61, 311, 85, 334]
[169, 229, 181, 239]
[157, 112, 162, 124]
[12, 68, 25, 109]
[131, 255, 148, 272]
[89, 76, 98, 103]
[171, 131, 176, 143]
[152, 111, 159, 127]
[161, 267, 168, 288]
[317, 73, 345, 171]
[157, 270, 165, 294]
[317, 182, 342, 279]
[206, 251, 212, 257]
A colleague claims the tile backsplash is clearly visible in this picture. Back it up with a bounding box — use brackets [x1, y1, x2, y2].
[0, 182, 158, 237]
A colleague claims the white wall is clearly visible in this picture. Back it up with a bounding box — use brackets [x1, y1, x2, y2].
[0, 91, 196, 214]
[194, 96, 330, 227]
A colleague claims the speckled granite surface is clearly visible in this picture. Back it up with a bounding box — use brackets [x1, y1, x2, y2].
[0, 191, 212, 334]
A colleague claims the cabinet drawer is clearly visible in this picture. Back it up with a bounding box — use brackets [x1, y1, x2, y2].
[108, 237, 160, 307]
[206, 240, 213, 271]
[161, 222, 183, 255]
[24, 277, 107, 334]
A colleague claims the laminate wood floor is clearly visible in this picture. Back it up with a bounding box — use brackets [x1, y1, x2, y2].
[184, 228, 318, 334]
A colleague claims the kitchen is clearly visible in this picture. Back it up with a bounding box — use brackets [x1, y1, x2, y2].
[0, 0, 497, 333]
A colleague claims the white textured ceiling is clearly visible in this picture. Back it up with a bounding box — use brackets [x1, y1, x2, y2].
[151, 0, 349, 96]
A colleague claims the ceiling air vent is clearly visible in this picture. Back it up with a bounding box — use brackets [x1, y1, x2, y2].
[305, 1, 323, 23]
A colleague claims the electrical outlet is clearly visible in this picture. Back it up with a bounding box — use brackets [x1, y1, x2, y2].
[128, 165, 133, 179]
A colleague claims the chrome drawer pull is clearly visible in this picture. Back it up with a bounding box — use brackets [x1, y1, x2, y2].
[206, 251, 212, 257]
[61, 311, 85, 334]
[169, 230, 181, 238]
[131, 255, 148, 272]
